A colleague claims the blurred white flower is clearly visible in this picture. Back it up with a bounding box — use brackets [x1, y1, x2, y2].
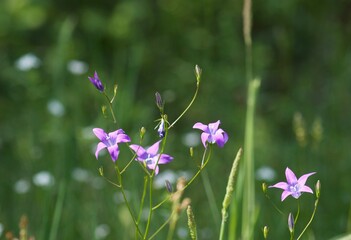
[72, 168, 90, 183]
[182, 131, 201, 147]
[256, 166, 276, 182]
[33, 171, 55, 187]
[15, 53, 41, 71]
[94, 224, 110, 239]
[47, 99, 65, 117]
[67, 60, 88, 75]
[91, 177, 104, 189]
[14, 179, 31, 194]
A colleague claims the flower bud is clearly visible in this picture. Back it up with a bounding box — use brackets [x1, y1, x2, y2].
[98, 167, 104, 176]
[189, 147, 194, 157]
[315, 180, 321, 198]
[157, 119, 165, 138]
[155, 92, 164, 111]
[88, 71, 104, 92]
[288, 213, 294, 233]
[194, 65, 202, 84]
[263, 226, 269, 239]
[262, 182, 267, 195]
[140, 127, 146, 139]
[165, 180, 173, 193]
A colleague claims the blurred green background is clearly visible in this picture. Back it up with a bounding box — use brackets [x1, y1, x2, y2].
[1, 0, 351, 239]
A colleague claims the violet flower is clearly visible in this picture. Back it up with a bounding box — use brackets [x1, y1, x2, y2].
[193, 120, 228, 148]
[269, 167, 316, 201]
[157, 119, 165, 138]
[129, 140, 173, 175]
[88, 71, 104, 92]
[93, 128, 131, 162]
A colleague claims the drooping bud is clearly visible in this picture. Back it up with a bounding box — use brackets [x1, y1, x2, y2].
[288, 213, 294, 233]
[88, 71, 104, 92]
[157, 118, 165, 138]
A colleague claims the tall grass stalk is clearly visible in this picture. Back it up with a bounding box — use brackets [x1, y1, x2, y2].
[219, 148, 242, 240]
[241, 0, 260, 238]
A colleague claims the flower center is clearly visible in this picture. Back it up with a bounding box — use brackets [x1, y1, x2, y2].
[145, 154, 154, 166]
[289, 183, 301, 198]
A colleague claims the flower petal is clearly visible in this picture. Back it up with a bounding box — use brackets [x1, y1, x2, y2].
[297, 172, 316, 186]
[200, 132, 210, 147]
[130, 144, 147, 159]
[285, 167, 298, 184]
[193, 122, 208, 131]
[116, 133, 131, 143]
[95, 142, 107, 159]
[107, 144, 120, 162]
[208, 120, 221, 132]
[299, 185, 314, 194]
[269, 182, 289, 190]
[157, 154, 173, 164]
[214, 129, 228, 147]
[147, 140, 161, 156]
[93, 128, 107, 141]
[281, 190, 292, 201]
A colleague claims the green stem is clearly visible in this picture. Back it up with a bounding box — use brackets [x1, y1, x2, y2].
[103, 92, 117, 124]
[296, 199, 319, 240]
[144, 176, 154, 239]
[115, 164, 143, 237]
[168, 79, 200, 130]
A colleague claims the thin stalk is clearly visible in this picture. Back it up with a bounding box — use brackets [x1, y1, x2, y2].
[168, 80, 200, 130]
[48, 181, 66, 240]
[297, 199, 319, 240]
[149, 209, 176, 240]
[115, 164, 143, 237]
[144, 176, 154, 239]
[201, 169, 220, 231]
[103, 92, 117, 124]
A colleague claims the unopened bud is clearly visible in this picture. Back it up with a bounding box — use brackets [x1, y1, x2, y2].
[155, 92, 164, 111]
[263, 226, 269, 239]
[189, 147, 194, 157]
[165, 180, 173, 193]
[157, 119, 165, 138]
[194, 65, 202, 84]
[140, 127, 146, 139]
[262, 182, 267, 194]
[99, 167, 104, 176]
[288, 213, 294, 233]
[315, 180, 321, 198]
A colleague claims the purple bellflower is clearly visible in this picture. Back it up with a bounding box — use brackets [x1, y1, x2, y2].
[157, 119, 165, 138]
[129, 140, 173, 175]
[269, 167, 316, 201]
[88, 71, 104, 92]
[93, 128, 131, 162]
[193, 120, 228, 148]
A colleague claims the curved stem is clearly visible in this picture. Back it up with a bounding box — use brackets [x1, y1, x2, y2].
[168, 80, 200, 130]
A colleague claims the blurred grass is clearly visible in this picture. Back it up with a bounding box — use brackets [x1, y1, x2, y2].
[1, 0, 351, 239]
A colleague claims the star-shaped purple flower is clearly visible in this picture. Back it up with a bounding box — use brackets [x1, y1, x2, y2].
[129, 140, 173, 175]
[88, 71, 104, 92]
[269, 167, 316, 201]
[93, 128, 131, 162]
[193, 120, 228, 148]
